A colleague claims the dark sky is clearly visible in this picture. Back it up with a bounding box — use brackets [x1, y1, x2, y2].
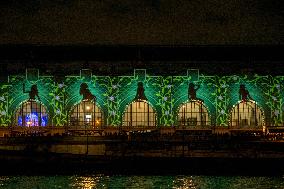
[0, 0, 282, 45]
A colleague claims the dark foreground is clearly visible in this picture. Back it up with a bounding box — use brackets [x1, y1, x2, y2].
[0, 133, 284, 176]
[0, 150, 283, 176]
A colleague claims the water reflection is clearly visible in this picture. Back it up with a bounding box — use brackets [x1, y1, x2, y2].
[0, 175, 283, 189]
[69, 175, 107, 189]
[105, 175, 174, 188]
[0, 177, 10, 187]
[173, 176, 197, 189]
[172, 176, 284, 189]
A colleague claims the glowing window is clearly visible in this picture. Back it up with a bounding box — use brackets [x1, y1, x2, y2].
[178, 100, 210, 127]
[122, 100, 156, 127]
[15, 100, 48, 126]
[230, 100, 264, 128]
[69, 100, 103, 129]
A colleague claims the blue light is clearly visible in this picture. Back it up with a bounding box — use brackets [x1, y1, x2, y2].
[18, 112, 48, 126]
[25, 112, 38, 126]
[18, 116, 22, 126]
[41, 114, 47, 126]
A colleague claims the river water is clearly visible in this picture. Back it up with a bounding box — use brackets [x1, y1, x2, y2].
[0, 175, 283, 189]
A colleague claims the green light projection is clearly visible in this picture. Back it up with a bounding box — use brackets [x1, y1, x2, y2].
[95, 76, 127, 126]
[228, 75, 267, 126]
[172, 75, 215, 125]
[64, 75, 107, 126]
[172, 76, 192, 123]
[249, 75, 284, 126]
[194, 75, 215, 123]
[146, 76, 173, 126]
[203, 75, 268, 126]
[7, 74, 54, 126]
[1, 69, 284, 127]
[64, 74, 139, 127]
[0, 83, 11, 126]
[50, 81, 67, 126]
[116, 72, 160, 126]
[205, 76, 240, 126]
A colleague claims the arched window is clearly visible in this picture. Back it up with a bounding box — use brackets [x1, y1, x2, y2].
[178, 100, 210, 127]
[69, 100, 103, 129]
[15, 100, 48, 126]
[230, 100, 264, 128]
[122, 100, 156, 127]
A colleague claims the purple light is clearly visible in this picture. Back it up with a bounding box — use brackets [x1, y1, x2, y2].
[18, 112, 47, 126]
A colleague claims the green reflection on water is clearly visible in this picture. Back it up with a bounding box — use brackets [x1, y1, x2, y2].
[0, 175, 283, 189]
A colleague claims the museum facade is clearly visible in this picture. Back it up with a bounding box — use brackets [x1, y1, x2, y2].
[0, 67, 282, 132]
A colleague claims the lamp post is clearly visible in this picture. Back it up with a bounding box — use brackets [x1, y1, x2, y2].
[85, 123, 89, 155]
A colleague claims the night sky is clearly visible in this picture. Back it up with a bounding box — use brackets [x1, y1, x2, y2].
[0, 0, 282, 45]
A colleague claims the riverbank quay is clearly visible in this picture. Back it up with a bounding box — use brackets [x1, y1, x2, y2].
[0, 130, 283, 175]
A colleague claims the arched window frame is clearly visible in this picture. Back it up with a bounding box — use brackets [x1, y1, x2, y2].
[69, 99, 104, 129]
[13, 99, 48, 127]
[230, 100, 265, 128]
[177, 99, 210, 127]
[122, 100, 157, 127]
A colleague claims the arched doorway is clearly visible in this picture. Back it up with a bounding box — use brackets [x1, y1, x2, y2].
[177, 100, 210, 127]
[230, 100, 264, 128]
[122, 100, 157, 127]
[69, 100, 104, 129]
[14, 100, 48, 126]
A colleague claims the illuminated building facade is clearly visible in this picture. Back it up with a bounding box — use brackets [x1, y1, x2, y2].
[0, 67, 282, 131]
[0, 45, 282, 133]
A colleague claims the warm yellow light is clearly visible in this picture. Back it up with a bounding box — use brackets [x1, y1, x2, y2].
[71, 176, 97, 189]
[86, 106, 91, 110]
[96, 120, 100, 124]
